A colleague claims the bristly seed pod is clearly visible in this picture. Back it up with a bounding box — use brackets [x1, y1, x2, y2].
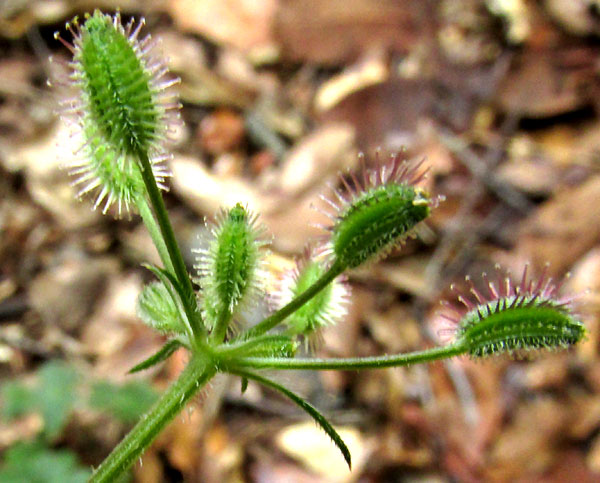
[321, 154, 438, 269]
[53, 10, 180, 214]
[277, 249, 348, 343]
[442, 264, 586, 358]
[193, 204, 268, 332]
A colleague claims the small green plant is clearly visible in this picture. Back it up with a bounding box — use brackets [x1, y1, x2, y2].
[52, 10, 586, 482]
[0, 442, 90, 483]
[0, 361, 158, 482]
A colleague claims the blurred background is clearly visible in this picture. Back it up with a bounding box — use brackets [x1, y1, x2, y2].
[1, 0, 600, 481]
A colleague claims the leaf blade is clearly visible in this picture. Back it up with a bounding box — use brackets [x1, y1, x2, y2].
[128, 339, 182, 374]
[232, 369, 351, 469]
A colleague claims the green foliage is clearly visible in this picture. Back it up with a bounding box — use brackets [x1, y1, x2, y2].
[0, 441, 90, 483]
[283, 260, 347, 336]
[0, 361, 159, 483]
[1, 361, 159, 449]
[89, 380, 158, 424]
[1, 381, 37, 421]
[38, 362, 80, 439]
[128, 339, 183, 374]
[1, 361, 78, 440]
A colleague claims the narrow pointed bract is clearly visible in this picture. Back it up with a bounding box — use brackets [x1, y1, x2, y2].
[277, 249, 348, 343]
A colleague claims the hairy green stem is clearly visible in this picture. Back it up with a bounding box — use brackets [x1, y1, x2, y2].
[137, 197, 175, 275]
[229, 342, 468, 371]
[215, 334, 292, 357]
[240, 259, 346, 339]
[90, 357, 215, 483]
[137, 151, 205, 340]
[211, 307, 233, 344]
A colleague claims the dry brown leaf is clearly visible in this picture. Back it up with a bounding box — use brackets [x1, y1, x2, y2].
[170, 154, 272, 214]
[568, 395, 600, 440]
[521, 356, 569, 390]
[487, 398, 567, 480]
[545, 0, 600, 36]
[160, 407, 206, 476]
[587, 434, 600, 474]
[82, 272, 150, 379]
[374, 255, 433, 299]
[134, 448, 163, 483]
[515, 177, 600, 275]
[314, 51, 388, 112]
[278, 123, 356, 196]
[496, 51, 592, 118]
[275, 0, 420, 65]
[321, 80, 438, 154]
[496, 159, 560, 196]
[198, 109, 246, 155]
[566, 247, 600, 362]
[1, 123, 100, 228]
[171, 124, 357, 253]
[30, 257, 118, 334]
[541, 450, 599, 483]
[364, 305, 422, 354]
[168, 0, 277, 54]
[376, 423, 434, 468]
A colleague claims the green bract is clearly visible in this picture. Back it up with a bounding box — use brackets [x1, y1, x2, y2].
[223, 335, 298, 359]
[281, 258, 347, 337]
[136, 281, 185, 335]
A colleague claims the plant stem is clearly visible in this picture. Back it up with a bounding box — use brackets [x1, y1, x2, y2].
[136, 151, 205, 339]
[90, 356, 216, 483]
[230, 342, 468, 371]
[211, 307, 232, 344]
[240, 259, 346, 339]
[137, 197, 175, 275]
[215, 334, 293, 357]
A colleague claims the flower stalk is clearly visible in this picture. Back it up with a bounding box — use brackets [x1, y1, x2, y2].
[137, 197, 175, 276]
[240, 258, 346, 340]
[229, 343, 468, 371]
[137, 150, 206, 341]
[90, 356, 215, 483]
